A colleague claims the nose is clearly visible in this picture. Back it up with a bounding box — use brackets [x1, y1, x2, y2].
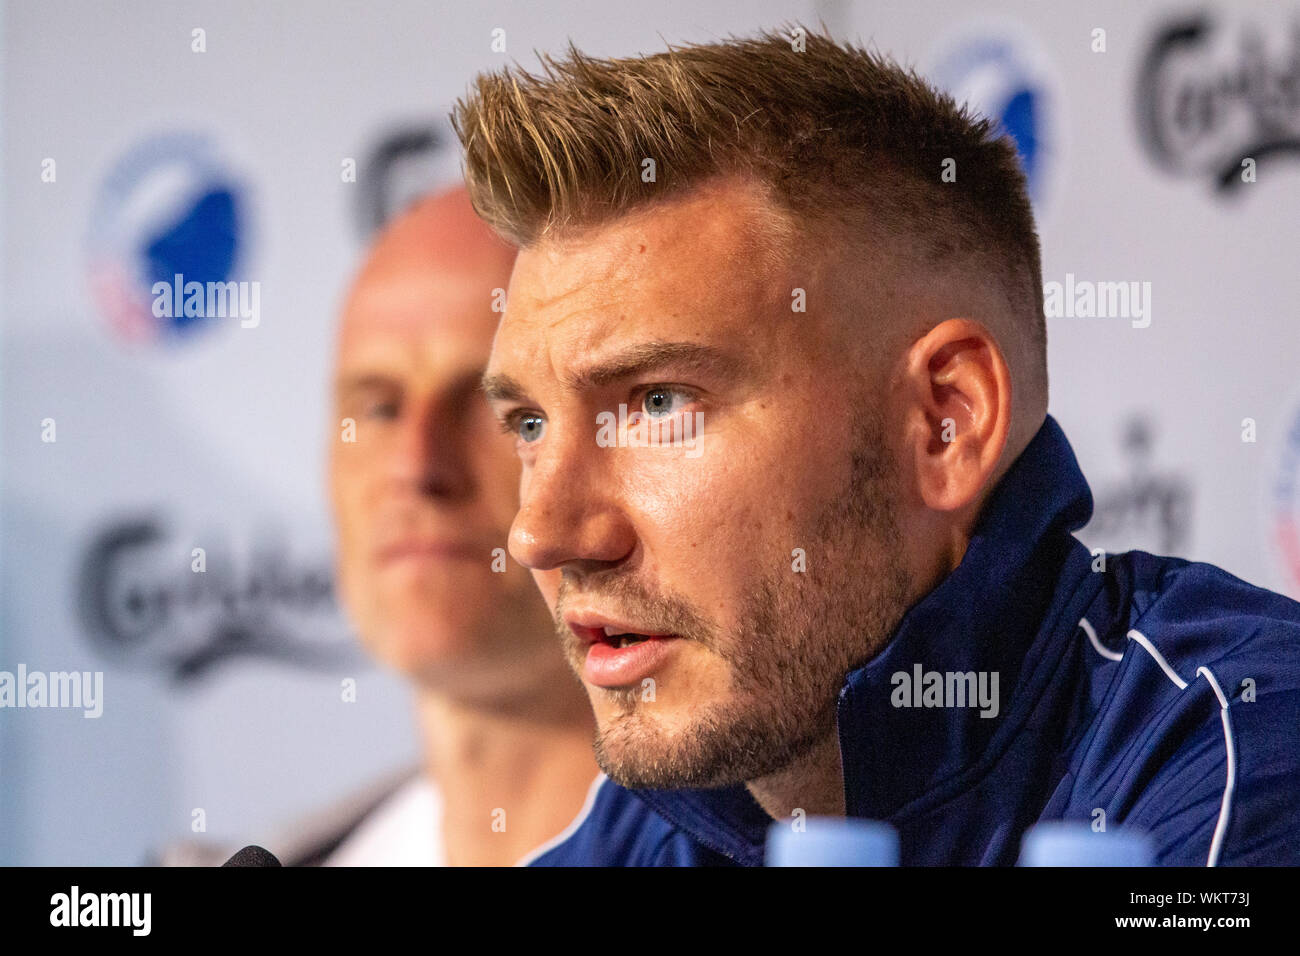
[388, 394, 473, 501]
[508, 429, 636, 573]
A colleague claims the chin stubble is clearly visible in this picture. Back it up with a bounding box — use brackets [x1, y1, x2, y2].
[567, 412, 912, 790]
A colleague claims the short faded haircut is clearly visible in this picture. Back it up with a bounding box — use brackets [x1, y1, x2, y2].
[451, 24, 1047, 388]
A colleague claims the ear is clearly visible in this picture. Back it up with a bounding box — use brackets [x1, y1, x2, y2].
[899, 318, 1012, 513]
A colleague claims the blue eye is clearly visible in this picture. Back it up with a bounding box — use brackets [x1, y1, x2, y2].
[516, 414, 546, 443]
[642, 388, 687, 419]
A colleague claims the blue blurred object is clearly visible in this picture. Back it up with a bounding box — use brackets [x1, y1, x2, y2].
[1019, 823, 1155, 866]
[766, 817, 899, 866]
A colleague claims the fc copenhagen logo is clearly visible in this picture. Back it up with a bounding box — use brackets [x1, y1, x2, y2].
[927, 26, 1059, 208]
[87, 131, 252, 343]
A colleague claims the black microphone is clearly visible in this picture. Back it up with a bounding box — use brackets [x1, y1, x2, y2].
[222, 845, 282, 867]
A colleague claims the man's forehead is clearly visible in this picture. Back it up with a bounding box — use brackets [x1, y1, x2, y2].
[497, 183, 793, 358]
[336, 268, 505, 383]
[339, 188, 514, 335]
[346, 265, 497, 322]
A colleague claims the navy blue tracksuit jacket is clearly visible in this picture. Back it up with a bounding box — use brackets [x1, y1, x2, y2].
[530, 415, 1300, 865]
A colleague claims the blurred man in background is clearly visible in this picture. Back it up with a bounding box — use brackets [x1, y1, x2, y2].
[164, 185, 607, 865]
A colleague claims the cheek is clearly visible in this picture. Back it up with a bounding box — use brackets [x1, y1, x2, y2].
[327, 456, 358, 542]
[623, 443, 798, 580]
[328, 456, 384, 615]
[329, 460, 375, 553]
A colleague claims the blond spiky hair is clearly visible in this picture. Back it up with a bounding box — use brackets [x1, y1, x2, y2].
[451, 24, 1045, 372]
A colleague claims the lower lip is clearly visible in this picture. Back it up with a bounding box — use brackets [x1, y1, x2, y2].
[583, 636, 681, 688]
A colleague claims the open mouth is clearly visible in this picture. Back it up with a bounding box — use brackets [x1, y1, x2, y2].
[602, 630, 656, 649]
[570, 621, 682, 688]
[569, 622, 672, 648]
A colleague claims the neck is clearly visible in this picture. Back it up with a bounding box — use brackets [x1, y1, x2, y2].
[745, 729, 845, 821]
[417, 675, 598, 867]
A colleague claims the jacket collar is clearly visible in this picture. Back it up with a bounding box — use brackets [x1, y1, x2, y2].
[633, 414, 1097, 865]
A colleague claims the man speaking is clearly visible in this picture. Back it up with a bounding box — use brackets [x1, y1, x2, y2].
[452, 27, 1300, 864]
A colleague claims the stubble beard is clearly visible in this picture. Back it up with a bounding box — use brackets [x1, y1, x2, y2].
[564, 413, 913, 790]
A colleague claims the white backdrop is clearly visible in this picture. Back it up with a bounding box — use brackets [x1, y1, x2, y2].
[2, 0, 1298, 865]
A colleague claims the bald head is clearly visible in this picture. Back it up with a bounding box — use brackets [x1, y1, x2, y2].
[343, 187, 516, 329]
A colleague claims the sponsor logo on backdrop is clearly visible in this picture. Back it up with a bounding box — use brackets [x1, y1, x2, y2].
[1080, 416, 1193, 556]
[927, 25, 1058, 207]
[75, 517, 361, 682]
[355, 120, 462, 238]
[1270, 404, 1300, 596]
[1137, 13, 1300, 192]
[87, 131, 253, 343]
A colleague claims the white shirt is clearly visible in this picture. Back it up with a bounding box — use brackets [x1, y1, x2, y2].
[324, 773, 606, 866]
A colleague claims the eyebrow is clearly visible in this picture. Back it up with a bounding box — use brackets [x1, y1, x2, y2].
[480, 340, 743, 404]
[479, 370, 529, 405]
[338, 368, 484, 398]
[335, 372, 399, 396]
